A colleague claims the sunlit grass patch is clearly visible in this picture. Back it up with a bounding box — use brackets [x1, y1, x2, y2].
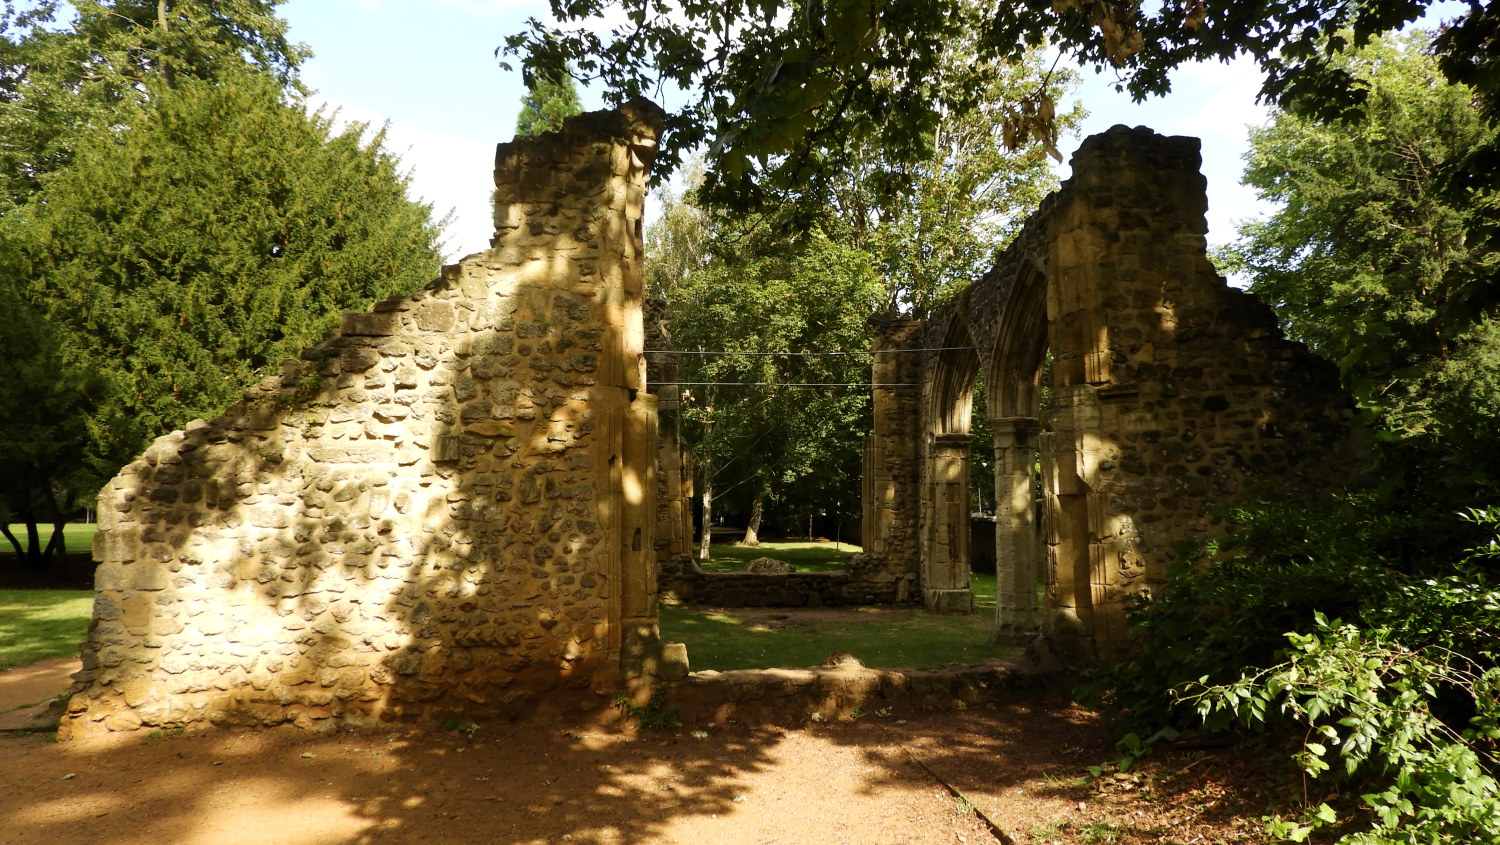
[0, 589, 93, 669]
[698, 539, 860, 573]
[661, 566, 1019, 671]
[1, 523, 98, 556]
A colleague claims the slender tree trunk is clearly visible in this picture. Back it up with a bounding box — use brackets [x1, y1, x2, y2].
[157, 0, 176, 90]
[698, 477, 714, 562]
[0, 521, 23, 558]
[3, 477, 71, 567]
[45, 488, 74, 560]
[8, 490, 46, 567]
[742, 490, 765, 547]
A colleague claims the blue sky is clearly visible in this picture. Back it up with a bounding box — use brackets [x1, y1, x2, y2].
[281, 0, 1277, 261]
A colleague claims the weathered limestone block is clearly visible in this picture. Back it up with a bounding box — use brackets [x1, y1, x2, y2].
[63, 100, 670, 740]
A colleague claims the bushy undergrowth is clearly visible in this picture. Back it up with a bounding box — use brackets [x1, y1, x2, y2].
[1079, 497, 1408, 732]
[1082, 501, 1500, 843]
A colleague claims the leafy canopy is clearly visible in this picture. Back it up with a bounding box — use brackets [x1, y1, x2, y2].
[653, 205, 883, 532]
[501, 0, 1490, 211]
[1223, 32, 1500, 483]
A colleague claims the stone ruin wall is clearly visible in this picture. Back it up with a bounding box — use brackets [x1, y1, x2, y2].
[657, 557, 905, 608]
[867, 126, 1359, 659]
[60, 103, 672, 740]
[1033, 128, 1356, 659]
[644, 301, 694, 565]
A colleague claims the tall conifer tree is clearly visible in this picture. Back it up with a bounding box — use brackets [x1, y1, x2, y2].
[0, 3, 444, 567]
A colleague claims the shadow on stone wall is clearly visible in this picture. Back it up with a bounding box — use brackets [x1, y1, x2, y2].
[62, 103, 665, 739]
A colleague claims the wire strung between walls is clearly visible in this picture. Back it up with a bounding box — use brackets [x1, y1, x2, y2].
[641, 346, 970, 387]
[647, 382, 920, 387]
[642, 346, 976, 357]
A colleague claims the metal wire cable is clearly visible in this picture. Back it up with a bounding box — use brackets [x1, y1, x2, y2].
[648, 381, 919, 387]
[642, 346, 976, 357]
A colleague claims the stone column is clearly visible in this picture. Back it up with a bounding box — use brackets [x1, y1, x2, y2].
[991, 416, 1042, 640]
[1038, 385, 1103, 663]
[861, 318, 923, 601]
[922, 433, 974, 614]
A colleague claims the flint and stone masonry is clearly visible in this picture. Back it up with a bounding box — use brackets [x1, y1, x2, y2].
[61, 102, 677, 739]
[863, 126, 1358, 660]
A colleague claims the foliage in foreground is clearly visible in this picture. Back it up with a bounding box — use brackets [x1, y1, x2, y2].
[1079, 497, 1410, 731]
[1088, 507, 1500, 843]
[1188, 616, 1500, 844]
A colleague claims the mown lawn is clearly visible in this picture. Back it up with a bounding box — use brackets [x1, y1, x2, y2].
[664, 540, 1019, 670]
[1, 523, 98, 555]
[697, 539, 859, 573]
[0, 539, 1018, 674]
[0, 589, 93, 669]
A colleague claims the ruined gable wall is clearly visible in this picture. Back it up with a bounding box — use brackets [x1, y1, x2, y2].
[61, 102, 665, 739]
[1038, 126, 1355, 655]
[870, 126, 1358, 656]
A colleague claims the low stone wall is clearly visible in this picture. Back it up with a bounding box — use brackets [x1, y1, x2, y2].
[664, 660, 1063, 726]
[658, 555, 915, 608]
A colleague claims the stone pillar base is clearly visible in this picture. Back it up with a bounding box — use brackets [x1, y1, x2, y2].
[923, 588, 974, 615]
[621, 623, 690, 681]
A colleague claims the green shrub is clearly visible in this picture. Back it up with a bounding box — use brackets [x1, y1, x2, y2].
[1079, 497, 1404, 733]
[1185, 616, 1500, 843]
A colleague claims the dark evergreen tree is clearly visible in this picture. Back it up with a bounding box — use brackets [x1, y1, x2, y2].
[515, 68, 582, 136]
[0, 7, 443, 565]
[1225, 32, 1500, 493]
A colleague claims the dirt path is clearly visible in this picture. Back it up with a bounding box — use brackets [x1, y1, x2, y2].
[0, 711, 1273, 844]
[0, 655, 1273, 844]
[0, 657, 78, 731]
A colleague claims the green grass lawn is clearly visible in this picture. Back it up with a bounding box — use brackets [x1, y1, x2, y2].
[2, 523, 98, 555]
[698, 539, 859, 573]
[664, 540, 1020, 670]
[0, 589, 93, 669]
[0, 537, 1018, 674]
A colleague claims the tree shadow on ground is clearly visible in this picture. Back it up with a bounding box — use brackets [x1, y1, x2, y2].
[2, 720, 777, 844]
[0, 705, 1032, 845]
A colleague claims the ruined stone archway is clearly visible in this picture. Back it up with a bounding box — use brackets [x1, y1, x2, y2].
[919, 314, 981, 614]
[863, 126, 1359, 661]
